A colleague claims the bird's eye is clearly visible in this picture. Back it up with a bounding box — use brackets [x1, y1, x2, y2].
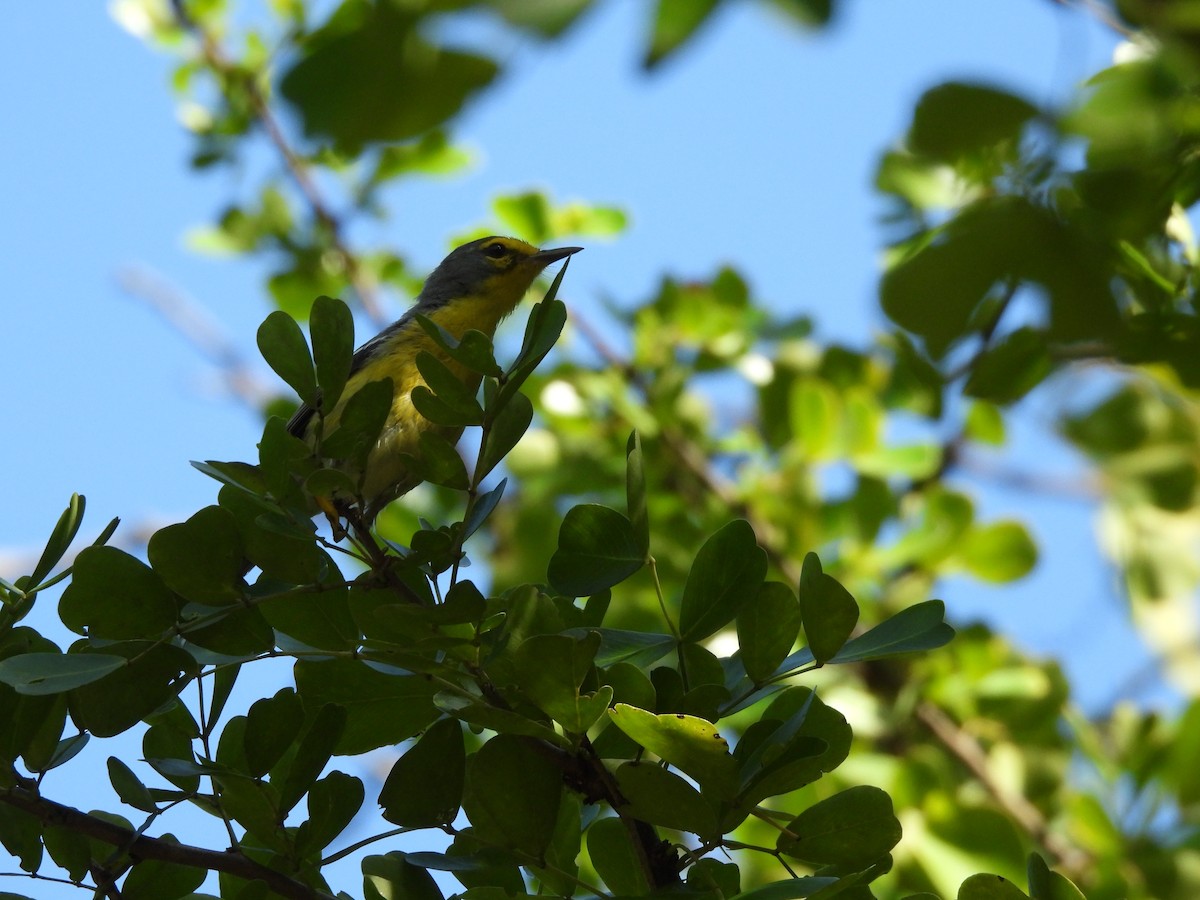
[483, 242, 508, 259]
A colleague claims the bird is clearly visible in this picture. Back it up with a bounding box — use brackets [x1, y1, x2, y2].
[286, 236, 582, 528]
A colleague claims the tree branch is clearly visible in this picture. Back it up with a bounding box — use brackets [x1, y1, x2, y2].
[915, 701, 1091, 872]
[169, 0, 385, 325]
[567, 307, 1097, 874]
[0, 784, 337, 900]
[116, 264, 274, 412]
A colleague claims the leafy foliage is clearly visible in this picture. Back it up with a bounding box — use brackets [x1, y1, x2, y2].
[4, 1, 1200, 899]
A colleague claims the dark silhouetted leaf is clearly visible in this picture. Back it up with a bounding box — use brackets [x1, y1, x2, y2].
[680, 520, 766, 642]
[777, 785, 901, 866]
[797, 553, 859, 665]
[548, 504, 645, 597]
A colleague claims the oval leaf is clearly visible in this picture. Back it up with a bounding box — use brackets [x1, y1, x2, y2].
[257, 310, 318, 405]
[679, 520, 767, 642]
[548, 504, 645, 597]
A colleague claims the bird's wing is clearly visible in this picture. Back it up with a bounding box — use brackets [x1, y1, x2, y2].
[285, 311, 414, 439]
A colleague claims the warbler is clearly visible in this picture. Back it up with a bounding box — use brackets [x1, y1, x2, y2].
[287, 236, 582, 525]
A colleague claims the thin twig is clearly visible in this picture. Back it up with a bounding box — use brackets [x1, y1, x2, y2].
[116, 264, 273, 411]
[915, 701, 1091, 872]
[1053, 0, 1135, 38]
[169, 0, 384, 324]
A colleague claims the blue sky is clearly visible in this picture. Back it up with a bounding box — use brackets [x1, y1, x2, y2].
[0, 0, 1142, 893]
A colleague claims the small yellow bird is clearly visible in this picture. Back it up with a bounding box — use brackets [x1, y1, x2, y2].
[287, 236, 581, 525]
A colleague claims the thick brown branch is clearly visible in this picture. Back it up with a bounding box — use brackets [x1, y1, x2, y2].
[0, 785, 336, 900]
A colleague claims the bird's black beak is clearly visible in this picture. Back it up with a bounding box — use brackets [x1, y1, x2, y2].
[532, 245, 584, 267]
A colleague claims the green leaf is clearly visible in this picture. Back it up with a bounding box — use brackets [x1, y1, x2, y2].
[679, 520, 767, 642]
[476, 390, 533, 483]
[737, 581, 802, 683]
[965, 400, 1006, 445]
[489, 0, 593, 38]
[607, 703, 737, 798]
[121, 844, 208, 900]
[832, 600, 955, 663]
[548, 504, 645, 597]
[379, 717, 465, 827]
[797, 554, 859, 665]
[463, 735, 562, 857]
[532, 791, 583, 897]
[463, 478, 507, 541]
[107, 756, 157, 813]
[434, 692, 566, 745]
[512, 633, 612, 733]
[687, 858, 740, 895]
[294, 660, 439, 755]
[0, 653, 125, 696]
[415, 350, 485, 423]
[322, 377, 394, 466]
[0, 803, 42, 872]
[957, 874, 1031, 900]
[494, 192, 551, 243]
[1027, 853, 1086, 900]
[579, 628, 676, 669]
[363, 852, 446, 900]
[144, 724, 199, 793]
[214, 773, 285, 851]
[410, 386, 480, 429]
[43, 825, 91, 882]
[626, 431, 650, 555]
[36, 733, 89, 774]
[147, 505, 244, 606]
[219, 486, 326, 585]
[277, 703, 347, 816]
[587, 816, 651, 895]
[956, 521, 1038, 583]
[964, 327, 1052, 404]
[777, 785, 901, 867]
[311, 294, 356, 414]
[259, 583, 359, 651]
[615, 761, 718, 837]
[180, 605, 275, 658]
[910, 82, 1038, 163]
[735, 688, 850, 805]
[68, 644, 197, 738]
[371, 131, 472, 183]
[415, 316, 502, 377]
[28, 493, 86, 589]
[280, 4, 498, 153]
[499, 297, 568, 406]
[243, 689, 304, 778]
[395, 429, 468, 491]
[770, 0, 834, 27]
[190, 459, 268, 496]
[59, 546, 177, 640]
[297, 770, 364, 855]
[645, 0, 722, 69]
[257, 310, 317, 406]
[790, 379, 839, 460]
